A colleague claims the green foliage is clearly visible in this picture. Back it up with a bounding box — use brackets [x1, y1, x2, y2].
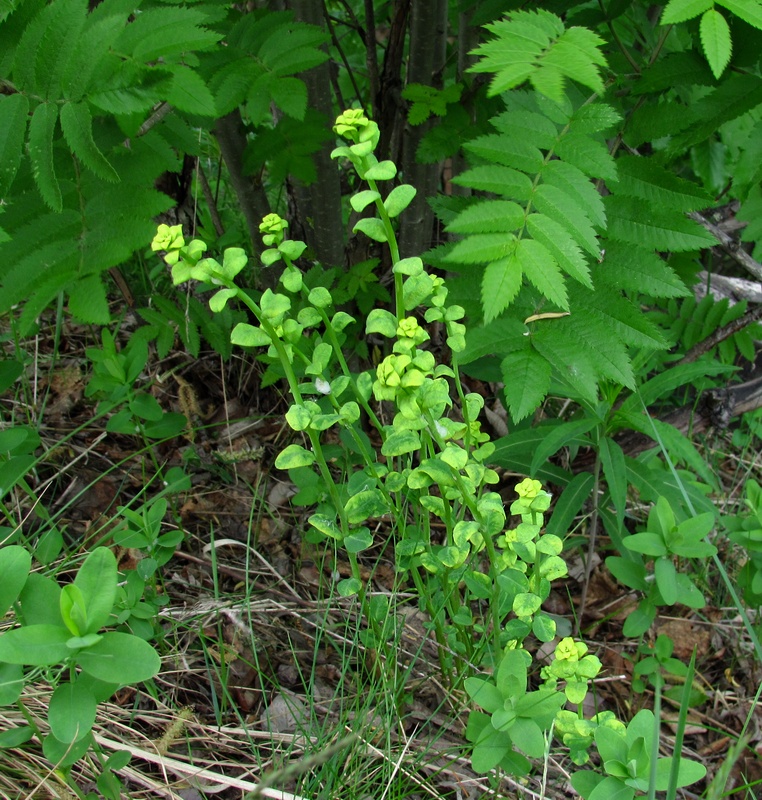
[607, 496, 717, 636]
[0, 545, 161, 795]
[0, 1, 330, 331]
[151, 109, 707, 792]
[572, 709, 706, 799]
[722, 479, 762, 606]
[85, 326, 188, 440]
[402, 82, 463, 125]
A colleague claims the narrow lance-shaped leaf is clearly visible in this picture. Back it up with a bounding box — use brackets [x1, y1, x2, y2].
[27, 102, 62, 212]
[59, 101, 119, 182]
[482, 249, 522, 323]
[700, 8, 732, 79]
[717, 0, 762, 29]
[661, 0, 714, 25]
[0, 95, 29, 197]
[501, 347, 552, 423]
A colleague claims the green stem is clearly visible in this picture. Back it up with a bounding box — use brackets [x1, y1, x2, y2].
[317, 307, 384, 433]
[367, 178, 405, 321]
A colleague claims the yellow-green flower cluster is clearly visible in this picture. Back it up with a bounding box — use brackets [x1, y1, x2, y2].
[331, 109, 384, 180]
[259, 213, 288, 247]
[151, 224, 185, 265]
[396, 316, 429, 347]
[511, 477, 552, 525]
[374, 353, 426, 401]
[333, 109, 380, 150]
[542, 637, 602, 705]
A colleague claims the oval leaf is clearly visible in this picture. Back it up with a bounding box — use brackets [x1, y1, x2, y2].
[76, 631, 160, 684]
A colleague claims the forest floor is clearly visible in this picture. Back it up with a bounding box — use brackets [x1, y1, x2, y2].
[1, 313, 761, 800]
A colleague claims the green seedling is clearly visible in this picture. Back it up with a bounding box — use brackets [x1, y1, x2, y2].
[0, 545, 160, 797]
[607, 496, 716, 635]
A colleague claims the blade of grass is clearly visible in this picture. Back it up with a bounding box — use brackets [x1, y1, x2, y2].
[666, 646, 697, 800]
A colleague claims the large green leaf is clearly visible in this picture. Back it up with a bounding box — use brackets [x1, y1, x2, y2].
[0, 624, 71, 666]
[76, 632, 160, 684]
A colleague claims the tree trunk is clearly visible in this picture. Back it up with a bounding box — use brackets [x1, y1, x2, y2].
[451, 8, 480, 198]
[213, 111, 271, 284]
[398, 0, 448, 260]
[374, 0, 410, 164]
[287, 0, 345, 268]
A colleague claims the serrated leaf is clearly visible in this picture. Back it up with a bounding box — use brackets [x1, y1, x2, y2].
[491, 109, 559, 150]
[452, 165, 533, 202]
[565, 313, 636, 387]
[570, 103, 621, 134]
[606, 195, 716, 251]
[482, 251, 523, 323]
[554, 131, 617, 181]
[597, 242, 688, 298]
[446, 232, 517, 265]
[460, 317, 527, 364]
[59, 102, 118, 182]
[446, 200, 525, 234]
[540, 160, 606, 229]
[533, 184, 600, 257]
[717, 0, 762, 29]
[526, 213, 592, 288]
[668, 74, 762, 155]
[661, 0, 713, 24]
[60, 14, 127, 102]
[69, 274, 110, 325]
[517, 238, 568, 309]
[464, 134, 544, 173]
[500, 347, 551, 422]
[27, 102, 62, 211]
[575, 280, 667, 349]
[700, 8, 732, 79]
[116, 7, 220, 62]
[270, 76, 307, 120]
[634, 52, 716, 95]
[540, 26, 607, 96]
[532, 327, 600, 404]
[0, 94, 28, 196]
[168, 67, 216, 117]
[13, 0, 78, 95]
[615, 155, 712, 212]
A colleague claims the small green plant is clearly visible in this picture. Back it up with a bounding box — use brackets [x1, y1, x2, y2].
[630, 634, 691, 697]
[85, 327, 187, 441]
[722, 478, 762, 608]
[607, 496, 717, 636]
[571, 708, 706, 800]
[151, 109, 708, 794]
[0, 545, 161, 799]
